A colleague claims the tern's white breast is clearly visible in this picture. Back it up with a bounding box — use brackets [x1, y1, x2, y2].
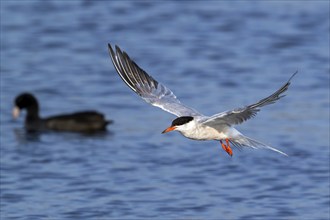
[177, 120, 229, 141]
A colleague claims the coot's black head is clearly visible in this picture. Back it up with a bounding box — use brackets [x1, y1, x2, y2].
[162, 116, 194, 133]
[15, 93, 38, 109]
[13, 93, 39, 119]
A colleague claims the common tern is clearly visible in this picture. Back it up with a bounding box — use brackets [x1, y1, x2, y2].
[108, 43, 297, 157]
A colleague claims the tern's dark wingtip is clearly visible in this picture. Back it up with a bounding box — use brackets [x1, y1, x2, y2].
[289, 70, 298, 81]
[107, 43, 116, 59]
[115, 45, 122, 53]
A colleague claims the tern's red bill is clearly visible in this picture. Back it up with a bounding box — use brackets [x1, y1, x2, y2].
[162, 126, 176, 134]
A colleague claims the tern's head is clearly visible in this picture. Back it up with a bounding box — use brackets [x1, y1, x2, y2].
[162, 116, 194, 133]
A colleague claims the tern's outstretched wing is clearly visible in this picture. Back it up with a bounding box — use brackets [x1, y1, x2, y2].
[203, 71, 297, 127]
[108, 44, 202, 117]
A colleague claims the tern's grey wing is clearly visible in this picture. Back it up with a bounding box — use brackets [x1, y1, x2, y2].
[203, 71, 297, 127]
[108, 44, 202, 117]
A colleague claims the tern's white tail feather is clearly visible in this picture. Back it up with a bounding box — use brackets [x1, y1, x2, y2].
[230, 135, 288, 156]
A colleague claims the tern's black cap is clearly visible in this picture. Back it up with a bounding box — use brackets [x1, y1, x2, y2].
[171, 116, 193, 126]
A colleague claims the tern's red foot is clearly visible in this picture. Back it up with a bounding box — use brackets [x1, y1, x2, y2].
[220, 139, 233, 157]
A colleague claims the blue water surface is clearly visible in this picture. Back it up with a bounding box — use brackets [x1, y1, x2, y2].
[1, 1, 329, 219]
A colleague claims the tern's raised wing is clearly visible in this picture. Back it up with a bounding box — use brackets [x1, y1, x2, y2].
[203, 71, 297, 127]
[108, 44, 202, 117]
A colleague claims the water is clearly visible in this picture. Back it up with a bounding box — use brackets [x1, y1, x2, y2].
[1, 1, 329, 219]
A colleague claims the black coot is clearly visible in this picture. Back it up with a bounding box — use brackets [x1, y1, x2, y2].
[13, 93, 112, 132]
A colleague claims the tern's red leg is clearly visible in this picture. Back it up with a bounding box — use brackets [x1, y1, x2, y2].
[220, 139, 233, 157]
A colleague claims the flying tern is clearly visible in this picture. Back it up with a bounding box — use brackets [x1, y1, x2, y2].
[108, 43, 297, 157]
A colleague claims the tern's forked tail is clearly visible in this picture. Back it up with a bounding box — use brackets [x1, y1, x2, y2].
[230, 135, 288, 156]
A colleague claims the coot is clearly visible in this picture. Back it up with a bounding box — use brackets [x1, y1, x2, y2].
[13, 93, 112, 132]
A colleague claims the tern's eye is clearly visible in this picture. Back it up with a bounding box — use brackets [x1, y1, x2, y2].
[171, 116, 193, 126]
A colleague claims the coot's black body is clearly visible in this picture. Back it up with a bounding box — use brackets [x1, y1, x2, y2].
[13, 93, 112, 132]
